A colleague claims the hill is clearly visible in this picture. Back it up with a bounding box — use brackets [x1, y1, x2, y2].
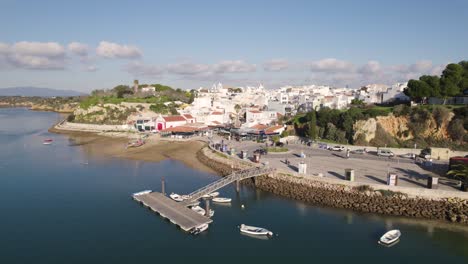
[0, 87, 85, 97]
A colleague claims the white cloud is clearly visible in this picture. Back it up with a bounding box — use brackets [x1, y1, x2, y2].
[123, 61, 165, 76]
[213, 60, 256, 73]
[68, 42, 89, 56]
[167, 62, 211, 75]
[409, 60, 433, 73]
[358, 60, 381, 74]
[310, 58, 355, 73]
[0, 41, 67, 70]
[96, 41, 142, 59]
[263, 59, 289, 72]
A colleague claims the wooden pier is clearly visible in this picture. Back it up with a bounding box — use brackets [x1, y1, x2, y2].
[133, 192, 212, 232]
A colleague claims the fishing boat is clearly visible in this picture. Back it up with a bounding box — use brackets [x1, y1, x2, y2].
[170, 193, 184, 202]
[190, 223, 209, 235]
[43, 139, 53, 145]
[212, 197, 232, 203]
[240, 224, 273, 236]
[126, 139, 145, 149]
[379, 230, 401, 245]
[132, 190, 152, 197]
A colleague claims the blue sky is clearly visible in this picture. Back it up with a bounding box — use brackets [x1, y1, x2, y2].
[0, 0, 467, 92]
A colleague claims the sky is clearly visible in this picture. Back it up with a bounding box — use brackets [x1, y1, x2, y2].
[0, 0, 467, 92]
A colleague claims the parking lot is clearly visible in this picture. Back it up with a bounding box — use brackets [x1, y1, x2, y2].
[211, 137, 459, 192]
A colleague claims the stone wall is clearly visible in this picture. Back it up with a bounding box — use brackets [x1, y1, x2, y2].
[254, 173, 468, 224]
[196, 145, 468, 225]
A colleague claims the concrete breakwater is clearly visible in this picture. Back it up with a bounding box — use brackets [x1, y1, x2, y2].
[196, 146, 468, 225]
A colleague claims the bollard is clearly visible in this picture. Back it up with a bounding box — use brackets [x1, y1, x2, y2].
[204, 198, 211, 217]
[427, 176, 439, 189]
[345, 169, 355, 181]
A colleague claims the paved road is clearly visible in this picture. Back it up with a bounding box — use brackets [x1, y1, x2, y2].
[209, 136, 459, 192]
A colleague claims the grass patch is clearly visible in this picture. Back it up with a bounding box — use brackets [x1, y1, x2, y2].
[376, 189, 408, 197]
[353, 185, 374, 192]
[212, 150, 228, 159]
[266, 147, 289, 152]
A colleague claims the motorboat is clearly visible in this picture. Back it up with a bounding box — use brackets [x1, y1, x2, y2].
[191, 206, 214, 217]
[181, 195, 191, 200]
[240, 224, 273, 236]
[170, 193, 184, 202]
[43, 139, 53, 145]
[186, 200, 200, 207]
[191, 205, 206, 215]
[202, 192, 220, 198]
[212, 197, 232, 203]
[132, 190, 152, 197]
[379, 230, 401, 245]
[190, 223, 209, 235]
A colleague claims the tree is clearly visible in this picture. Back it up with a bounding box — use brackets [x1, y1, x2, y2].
[420, 75, 441, 97]
[440, 63, 463, 103]
[307, 110, 317, 140]
[447, 118, 466, 142]
[405, 79, 431, 103]
[112, 85, 133, 98]
[350, 98, 365, 106]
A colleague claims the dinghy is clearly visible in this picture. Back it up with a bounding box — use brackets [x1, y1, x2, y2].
[170, 193, 184, 202]
[202, 192, 220, 198]
[191, 206, 214, 217]
[212, 197, 232, 203]
[43, 139, 53, 145]
[190, 223, 209, 235]
[379, 230, 401, 245]
[132, 190, 152, 197]
[240, 224, 273, 236]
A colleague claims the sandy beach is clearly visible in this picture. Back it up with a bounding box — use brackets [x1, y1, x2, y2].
[50, 126, 215, 173]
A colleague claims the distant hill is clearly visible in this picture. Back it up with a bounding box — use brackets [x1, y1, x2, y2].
[0, 87, 86, 97]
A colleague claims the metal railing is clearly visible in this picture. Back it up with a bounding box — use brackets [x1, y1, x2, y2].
[182, 167, 276, 204]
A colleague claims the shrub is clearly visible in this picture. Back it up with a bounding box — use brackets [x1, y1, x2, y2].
[353, 185, 374, 192]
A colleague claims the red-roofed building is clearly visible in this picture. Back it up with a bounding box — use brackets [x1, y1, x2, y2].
[183, 114, 196, 123]
[265, 125, 285, 135]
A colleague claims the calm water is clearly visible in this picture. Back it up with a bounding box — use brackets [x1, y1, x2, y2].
[1, 108, 467, 264]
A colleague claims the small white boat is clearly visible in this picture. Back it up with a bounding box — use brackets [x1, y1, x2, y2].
[240, 224, 273, 236]
[379, 230, 401, 245]
[186, 200, 200, 207]
[132, 190, 152, 196]
[190, 223, 209, 235]
[43, 139, 53, 145]
[170, 193, 184, 202]
[202, 192, 220, 198]
[212, 197, 232, 203]
[181, 195, 191, 200]
[191, 205, 206, 215]
[191, 206, 214, 217]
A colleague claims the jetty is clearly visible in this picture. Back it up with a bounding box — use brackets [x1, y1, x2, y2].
[133, 166, 276, 232]
[133, 192, 212, 231]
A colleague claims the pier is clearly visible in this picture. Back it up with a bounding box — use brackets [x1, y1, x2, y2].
[133, 192, 212, 231]
[133, 166, 276, 232]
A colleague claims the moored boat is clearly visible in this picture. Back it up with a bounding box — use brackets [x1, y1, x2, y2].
[43, 139, 53, 145]
[170, 193, 184, 202]
[132, 190, 152, 197]
[240, 224, 273, 236]
[379, 230, 401, 245]
[212, 197, 232, 203]
[191, 206, 214, 217]
[190, 223, 209, 235]
[202, 192, 220, 198]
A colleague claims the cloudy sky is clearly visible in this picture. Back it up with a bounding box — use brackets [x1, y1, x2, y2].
[0, 0, 467, 92]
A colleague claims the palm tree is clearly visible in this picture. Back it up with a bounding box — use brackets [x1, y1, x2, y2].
[447, 164, 468, 191]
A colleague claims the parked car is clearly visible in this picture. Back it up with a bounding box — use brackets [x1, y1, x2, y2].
[329, 145, 345, 152]
[399, 153, 415, 159]
[254, 148, 267, 155]
[377, 149, 394, 157]
[351, 149, 366, 155]
[275, 142, 285, 147]
[419, 148, 431, 159]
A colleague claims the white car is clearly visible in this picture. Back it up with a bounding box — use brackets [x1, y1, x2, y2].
[378, 149, 394, 157]
[329, 146, 345, 152]
[399, 153, 415, 159]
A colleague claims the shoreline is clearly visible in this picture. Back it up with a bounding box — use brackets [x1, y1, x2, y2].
[51, 120, 468, 225]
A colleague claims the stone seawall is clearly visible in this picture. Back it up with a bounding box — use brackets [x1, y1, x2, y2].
[196, 146, 468, 225]
[255, 173, 468, 224]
